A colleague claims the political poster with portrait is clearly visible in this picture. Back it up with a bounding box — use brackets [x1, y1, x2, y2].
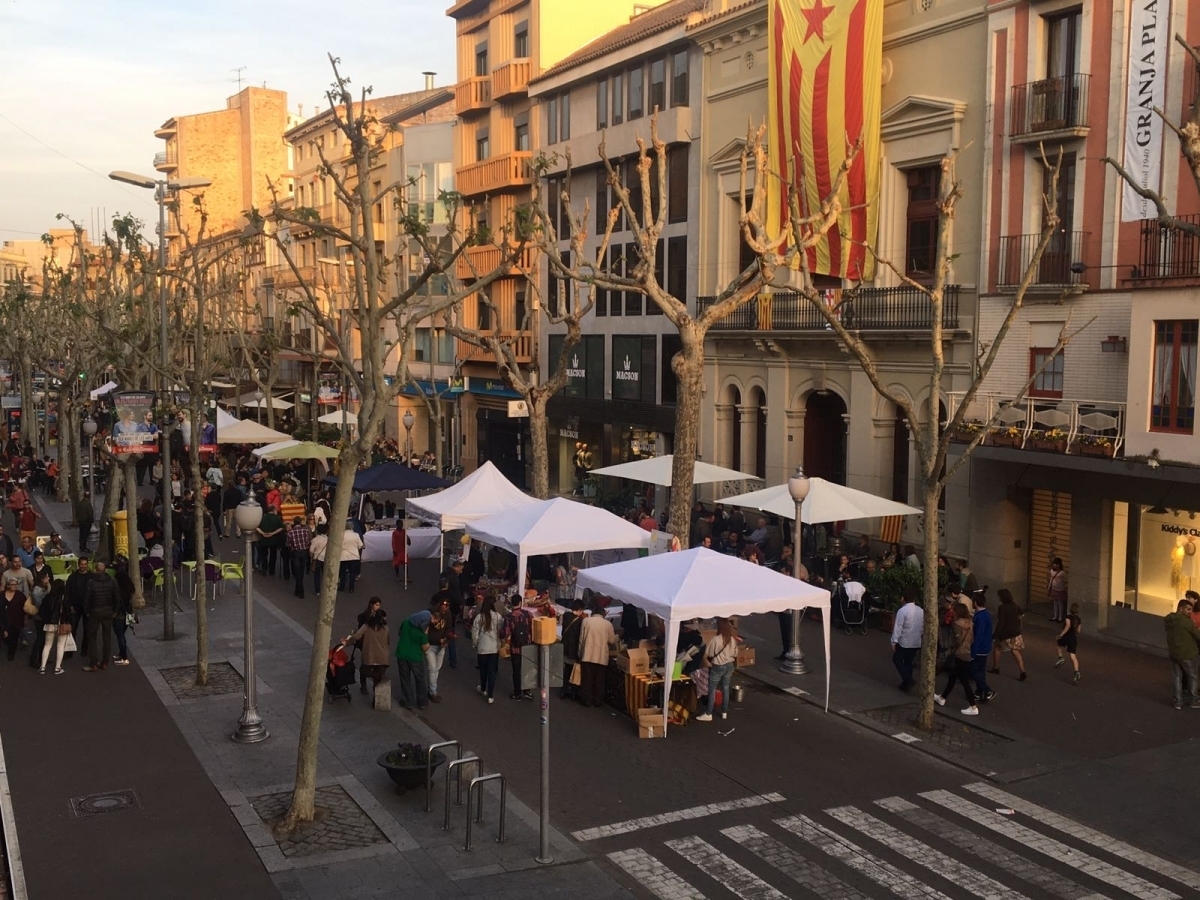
[109, 391, 158, 456]
[318, 373, 343, 406]
[174, 392, 218, 455]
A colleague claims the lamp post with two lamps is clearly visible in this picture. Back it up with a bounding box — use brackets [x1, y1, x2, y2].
[402, 409, 415, 465]
[232, 498, 269, 743]
[108, 169, 212, 641]
[779, 465, 811, 675]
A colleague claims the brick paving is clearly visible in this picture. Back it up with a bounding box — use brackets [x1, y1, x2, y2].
[858, 702, 1013, 751]
[250, 785, 389, 859]
[159, 660, 244, 699]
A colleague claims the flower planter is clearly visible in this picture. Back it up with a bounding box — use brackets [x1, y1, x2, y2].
[949, 429, 981, 444]
[989, 434, 1023, 449]
[377, 749, 446, 793]
[1029, 438, 1067, 453]
[1075, 442, 1116, 458]
[875, 610, 896, 633]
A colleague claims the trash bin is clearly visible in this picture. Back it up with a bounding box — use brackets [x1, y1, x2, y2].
[112, 509, 129, 558]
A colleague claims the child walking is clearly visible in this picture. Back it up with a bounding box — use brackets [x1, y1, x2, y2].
[1055, 602, 1082, 683]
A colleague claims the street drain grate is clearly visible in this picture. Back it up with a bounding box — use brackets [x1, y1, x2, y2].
[860, 703, 1013, 751]
[70, 789, 143, 818]
[159, 661, 244, 700]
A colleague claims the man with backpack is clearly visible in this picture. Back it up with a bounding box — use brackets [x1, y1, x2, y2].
[500, 596, 534, 700]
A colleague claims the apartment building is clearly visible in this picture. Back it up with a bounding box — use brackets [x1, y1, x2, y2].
[690, 0, 987, 552]
[1, 245, 31, 287]
[154, 86, 292, 250]
[953, 1, 1200, 649]
[529, 0, 703, 495]
[277, 84, 455, 440]
[447, 0, 673, 488]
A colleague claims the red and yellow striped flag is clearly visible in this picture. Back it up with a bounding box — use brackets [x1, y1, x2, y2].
[768, 0, 882, 281]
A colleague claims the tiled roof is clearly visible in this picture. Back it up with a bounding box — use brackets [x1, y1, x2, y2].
[531, 0, 707, 85]
[684, 0, 762, 30]
[284, 88, 447, 140]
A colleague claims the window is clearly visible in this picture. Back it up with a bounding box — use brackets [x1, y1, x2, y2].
[1045, 9, 1082, 78]
[608, 245, 623, 317]
[625, 158, 642, 229]
[546, 251, 569, 317]
[513, 21, 529, 59]
[905, 165, 941, 280]
[597, 78, 608, 129]
[515, 289, 528, 330]
[671, 49, 689, 107]
[612, 72, 624, 125]
[650, 242, 664, 316]
[628, 66, 644, 120]
[596, 178, 609, 235]
[649, 58, 666, 113]
[1029, 348, 1065, 399]
[514, 111, 530, 151]
[1152, 320, 1198, 432]
[475, 129, 490, 162]
[414, 328, 454, 363]
[477, 292, 492, 331]
[666, 235, 688, 302]
[668, 147, 688, 223]
[624, 243, 642, 315]
[546, 94, 569, 144]
[559, 92, 570, 141]
[545, 175, 566, 237]
[661, 333, 682, 404]
[547, 96, 559, 144]
[474, 43, 489, 76]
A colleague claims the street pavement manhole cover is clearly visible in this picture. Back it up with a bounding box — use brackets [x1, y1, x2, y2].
[250, 784, 388, 859]
[861, 703, 1013, 751]
[70, 789, 142, 818]
[159, 661, 243, 700]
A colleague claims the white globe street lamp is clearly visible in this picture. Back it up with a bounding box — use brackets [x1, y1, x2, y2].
[402, 408, 415, 463]
[779, 465, 811, 675]
[232, 498, 269, 743]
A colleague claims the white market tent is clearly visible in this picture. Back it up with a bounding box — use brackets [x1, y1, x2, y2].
[717, 478, 921, 523]
[237, 393, 295, 410]
[466, 497, 653, 596]
[216, 417, 293, 444]
[318, 410, 358, 428]
[589, 454, 756, 486]
[215, 407, 240, 430]
[576, 547, 832, 736]
[405, 461, 540, 532]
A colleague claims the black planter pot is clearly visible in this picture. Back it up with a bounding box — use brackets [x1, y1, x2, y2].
[377, 749, 446, 792]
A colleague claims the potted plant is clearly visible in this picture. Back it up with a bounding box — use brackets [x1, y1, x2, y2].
[866, 565, 925, 631]
[988, 425, 1023, 448]
[377, 742, 446, 792]
[1029, 427, 1068, 452]
[949, 420, 984, 444]
[1074, 434, 1116, 458]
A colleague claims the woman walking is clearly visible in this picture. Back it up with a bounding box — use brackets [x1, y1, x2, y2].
[695, 618, 739, 722]
[308, 524, 328, 595]
[343, 597, 390, 703]
[934, 601, 980, 715]
[27, 566, 51, 668]
[1055, 602, 1083, 683]
[112, 560, 135, 665]
[1048, 558, 1068, 622]
[471, 596, 502, 703]
[38, 579, 70, 675]
[990, 588, 1027, 680]
[2, 575, 27, 661]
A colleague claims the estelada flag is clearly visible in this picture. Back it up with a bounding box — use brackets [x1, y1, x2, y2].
[768, 0, 882, 281]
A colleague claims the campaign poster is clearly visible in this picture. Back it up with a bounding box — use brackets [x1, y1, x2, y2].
[109, 391, 158, 456]
[318, 373, 343, 406]
[174, 392, 218, 454]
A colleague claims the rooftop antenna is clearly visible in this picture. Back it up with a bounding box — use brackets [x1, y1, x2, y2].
[231, 65, 247, 90]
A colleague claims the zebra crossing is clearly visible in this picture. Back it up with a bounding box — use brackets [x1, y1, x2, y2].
[600, 782, 1198, 900]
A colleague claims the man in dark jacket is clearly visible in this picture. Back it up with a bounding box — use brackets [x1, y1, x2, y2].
[439, 558, 465, 668]
[1165, 598, 1200, 709]
[65, 556, 91, 658]
[82, 560, 117, 671]
[560, 600, 586, 701]
[970, 593, 995, 702]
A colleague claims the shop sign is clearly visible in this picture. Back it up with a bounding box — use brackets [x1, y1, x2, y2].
[1160, 524, 1200, 537]
[612, 336, 644, 401]
[614, 355, 639, 383]
[449, 376, 466, 393]
[507, 400, 529, 418]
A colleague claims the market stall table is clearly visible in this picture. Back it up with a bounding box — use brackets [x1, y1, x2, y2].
[361, 528, 442, 563]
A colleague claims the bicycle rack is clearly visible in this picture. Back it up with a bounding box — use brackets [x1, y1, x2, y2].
[443, 756, 481, 831]
[465, 773, 506, 851]
[426, 740, 463, 813]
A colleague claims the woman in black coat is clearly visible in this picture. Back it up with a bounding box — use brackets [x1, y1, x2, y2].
[112, 560, 136, 666]
[37, 580, 70, 675]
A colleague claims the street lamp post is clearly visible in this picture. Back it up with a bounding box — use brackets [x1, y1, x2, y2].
[232, 499, 269, 743]
[402, 409, 415, 465]
[109, 169, 211, 642]
[82, 417, 98, 543]
[254, 389, 264, 425]
[32, 390, 44, 459]
[779, 465, 811, 675]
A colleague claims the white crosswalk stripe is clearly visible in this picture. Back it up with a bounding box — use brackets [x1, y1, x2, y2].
[774, 813, 955, 900]
[665, 835, 789, 900]
[722, 824, 873, 900]
[921, 789, 1180, 900]
[825, 803, 1032, 900]
[964, 782, 1200, 893]
[574, 793, 786, 842]
[608, 847, 708, 900]
[875, 796, 1112, 900]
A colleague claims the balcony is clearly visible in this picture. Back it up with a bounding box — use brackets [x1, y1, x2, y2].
[153, 149, 178, 172]
[1184, 47, 1200, 120]
[454, 243, 537, 280]
[1133, 215, 1200, 281]
[154, 121, 177, 139]
[456, 331, 532, 364]
[1009, 73, 1090, 142]
[455, 76, 492, 117]
[457, 151, 533, 197]
[266, 264, 317, 289]
[492, 59, 531, 101]
[698, 285, 961, 332]
[997, 231, 1088, 289]
[946, 392, 1126, 459]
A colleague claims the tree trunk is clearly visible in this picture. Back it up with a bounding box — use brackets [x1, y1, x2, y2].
[277, 443, 365, 834]
[18, 354, 35, 450]
[97, 459, 122, 562]
[57, 400, 76, 506]
[914, 480, 943, 730]
[191, 406, 208, 687]
[666, 324, 705, 541]
[265, 379, 277, 432]
[528, 391, 550, 500]
[122, 457, 145, 608]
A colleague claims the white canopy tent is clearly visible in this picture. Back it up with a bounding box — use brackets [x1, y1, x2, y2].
[318, 410, 357, 428]
[466, 497, 653, 596]
[405, 461, 540, 532]
[589, 454, 756, 486]
[576, 547, 832, 736]
[215, 407, 241, 430]
[717, 479, 921, 523]
[236, 392, 295, 410]
[216, 417, 293, 444]
[89, 380, 118, 401]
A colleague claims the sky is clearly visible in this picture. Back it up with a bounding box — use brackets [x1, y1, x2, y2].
[0, 0, 457, 243]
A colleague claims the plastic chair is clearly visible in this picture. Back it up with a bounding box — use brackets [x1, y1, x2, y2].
[152, 569, 166, 597]
[203, 561, 222, 600]
[220, 561, 244, 594]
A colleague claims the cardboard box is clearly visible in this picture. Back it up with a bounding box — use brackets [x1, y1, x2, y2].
[637, 707, 665, 739]
[614, 647, 651, 676]
[735, 646, 756, 668]
[531, 616, 557, 645]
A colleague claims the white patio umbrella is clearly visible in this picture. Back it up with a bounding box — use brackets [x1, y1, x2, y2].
[318, 410, 357, 428]
[252, 440, 339, 461]
[239, 395, 295, 410]
[717, 478, 920, 524]
[216, 418, 293, 444]
[589, 454, 756, 486]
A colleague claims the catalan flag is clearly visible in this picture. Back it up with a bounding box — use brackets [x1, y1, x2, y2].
[768, 0, 882, 281]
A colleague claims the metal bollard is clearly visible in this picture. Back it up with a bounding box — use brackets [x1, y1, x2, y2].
[465, 773, 507, 851]
[443, 757, 481, 831]
[425, 740, 462, 813]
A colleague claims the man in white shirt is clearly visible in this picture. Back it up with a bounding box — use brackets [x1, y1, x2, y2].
[338, 522, 364, 593]
[890, 590, 923, 692]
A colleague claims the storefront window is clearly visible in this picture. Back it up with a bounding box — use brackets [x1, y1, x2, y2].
[1114, 502, 1200, 617]
[621, 426, 659, 463]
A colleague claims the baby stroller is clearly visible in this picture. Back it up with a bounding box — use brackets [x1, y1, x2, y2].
[833, 579, 869, 635]
[326, 645, 356, 703]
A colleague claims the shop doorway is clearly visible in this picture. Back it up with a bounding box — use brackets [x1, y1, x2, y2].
[803, 392, 847, 485]
[476, 409, 527, 490]
[1028, 489, 1071, 609]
